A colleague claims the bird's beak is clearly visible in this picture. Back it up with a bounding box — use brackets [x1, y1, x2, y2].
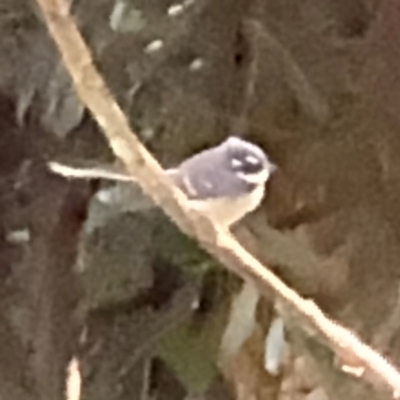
[269, 163, 278, 174]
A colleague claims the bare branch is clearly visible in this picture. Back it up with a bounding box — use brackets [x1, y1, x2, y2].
[34, 0, 400, 396]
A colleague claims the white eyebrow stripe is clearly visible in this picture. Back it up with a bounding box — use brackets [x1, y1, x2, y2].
[231, 158, 243, 167]
[245, 155, 260, 165]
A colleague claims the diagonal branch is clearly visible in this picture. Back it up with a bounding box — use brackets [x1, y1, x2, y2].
[35, 0, 400, 396]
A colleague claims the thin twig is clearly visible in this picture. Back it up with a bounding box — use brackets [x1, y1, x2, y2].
[246, 19, 331, 124]
[35, 0, 400, 396]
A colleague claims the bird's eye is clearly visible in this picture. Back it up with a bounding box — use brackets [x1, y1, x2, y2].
[230, 154, 264, 174]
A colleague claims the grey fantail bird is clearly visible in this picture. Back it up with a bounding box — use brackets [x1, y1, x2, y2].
[49, 136, 276, 227]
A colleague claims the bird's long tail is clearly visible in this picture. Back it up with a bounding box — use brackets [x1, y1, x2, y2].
[48, 161, 136, 182]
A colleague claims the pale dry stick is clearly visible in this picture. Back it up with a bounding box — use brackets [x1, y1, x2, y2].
[65, 357, 81, 400]
[140, 359, 152, 400]
[35, 0, 400, 396]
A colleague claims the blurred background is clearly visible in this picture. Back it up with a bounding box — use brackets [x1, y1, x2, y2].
[0, 0, 399, 399]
